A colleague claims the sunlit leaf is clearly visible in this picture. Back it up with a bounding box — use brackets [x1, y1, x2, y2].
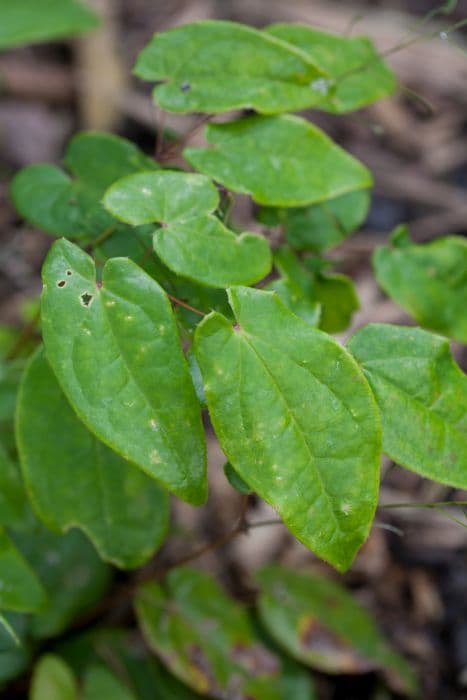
[41, 239, 206, 505]
[30, 654, 78, 700]
[195, 286, 381, 571]
[348, 323, 467, 488]
[185, 115, 372, 207]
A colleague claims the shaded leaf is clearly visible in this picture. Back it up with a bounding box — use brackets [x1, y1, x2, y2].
[83, 665, 136, 700]
[0, 443, 29, 530]
[185, 115, 372, 207]
[0, 528, 46, 613]
[224, 462, 253, 495]
[256, 565, 417, 696]
[135, 567, 294, 699]
[13, 526, 111, 639]
[194, 286, 381, 571]
[11, 131, 157, 240]
[373, 227, 467, 342]
[267, 23, 396, 113]
[17, 348, 170, 569]
[348, 323, 467, 488]
[0, 613, 30, 686]
[41, 239, 206, 505]
[0, 0, 98, 49]
[134, 20, 330, 114]
[30, 654, 78, 700]
[258, 190, 370, 253]
[104, 171, 272, 287]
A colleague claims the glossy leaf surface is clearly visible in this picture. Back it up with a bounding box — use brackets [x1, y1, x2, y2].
[134, 20, 329, 114]
[104, 171, 272, 287]
[259, 190, 370, 253]
[348, 323, 467, 487]
[0, 0, 98, 49]
[195, 287, 381, 571]
[135, 567, 291, 699]
[30, 655, 78, 700]
[11, 132, 157, 240]
[373, 228, 467, 342]
[41, 240, 206, 504]
[0, 529, 46, 613]
[267, 23, 396, 113]
[256, 565, 417, 695]
[185, 115, 372, 207]
[17, 348, 170, 569]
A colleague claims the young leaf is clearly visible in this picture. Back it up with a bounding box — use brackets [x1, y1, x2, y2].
[10, 131, 157, 240]
[135, 567, 288, 699]
[104, 171, 272, 288]
[266, 23, 396, 113]
[0, 0, 98, 49]
[83, 665, 136, 700]
[373, 227, 467, 343]
[133, 20, 330, 114]
[348, 323, 467, 488]
[30, 654, 78, 700]
[41, 239, 207, 505]
[16, 348, 170, 570]
[195, 287, 381, 571]
[185, 115, 372, 207]
[256, 565, 417, 696]
[0, 529, 46, 613]
[258, 190, 370, 253]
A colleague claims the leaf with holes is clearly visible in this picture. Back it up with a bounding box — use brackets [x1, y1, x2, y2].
[258, 190, 370, 253]
[16, 348, 170, 569]
[348, 323, 467, 487]
[41, 239, 206, 504]
[104, 170, 272, 288]
[194, 286, 381, 571]
[0, 529, 46, 613]
[266, 23, 396, 113]
[135, 567, 300, 700]
[0, 0, 98, 49]
[256, 565, 417, 696]
[30, 655, 78, 700]
[373, 227, 467, 343]
[134, 20, 331, 114]
[11, 131, 157, 240]
[185, 115, 372, 207]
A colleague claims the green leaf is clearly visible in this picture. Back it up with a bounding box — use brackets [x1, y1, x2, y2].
[30, 655, 78, 700]
[0, 528, 46, 613]
[258, 190, 370, 253]
[348, 323, 467, 488]
[256, 565, 417, 696]
[0, 0, 98, 49]
[266, 23, 396, 113]
[0, 614, 30, 686]
[373, 228, 467, 343]
[11, 131, 157, 240]
[302, 264, 360, 334]
[135, 567, 290, 700]
[194, 286, 381, 571]
[41, 239, 206, 505]
[17, 348, 170, 569]
[133, 20, 331, 115]
[83, 665, 136, 700]
[104, 171, 272, 288]
[267, 248, 321, 327]
[0, 443, 29, 530]
[224, 462, 253, 495]
[185, 115, 372, 207]
[13, 526, 111, 639]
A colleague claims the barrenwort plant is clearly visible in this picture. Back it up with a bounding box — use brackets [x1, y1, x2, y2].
[1, 2, 465, 697]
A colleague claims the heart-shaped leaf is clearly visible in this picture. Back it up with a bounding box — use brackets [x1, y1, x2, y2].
[41, 239, 206, 504]
[0, 0, 98, 49]
[194, 286, 381, 571]
[266, 23, 396, 113]
[373, 227, 467, 343]
[104, 171, 272, 288]
[11, 132, 157, 241]
[348, 323, 467, 487]
[256, 565, 417, 696]
[16, 348, 170, 569]
[185, 115, 372, 207]
[134, 20, 330, 114]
